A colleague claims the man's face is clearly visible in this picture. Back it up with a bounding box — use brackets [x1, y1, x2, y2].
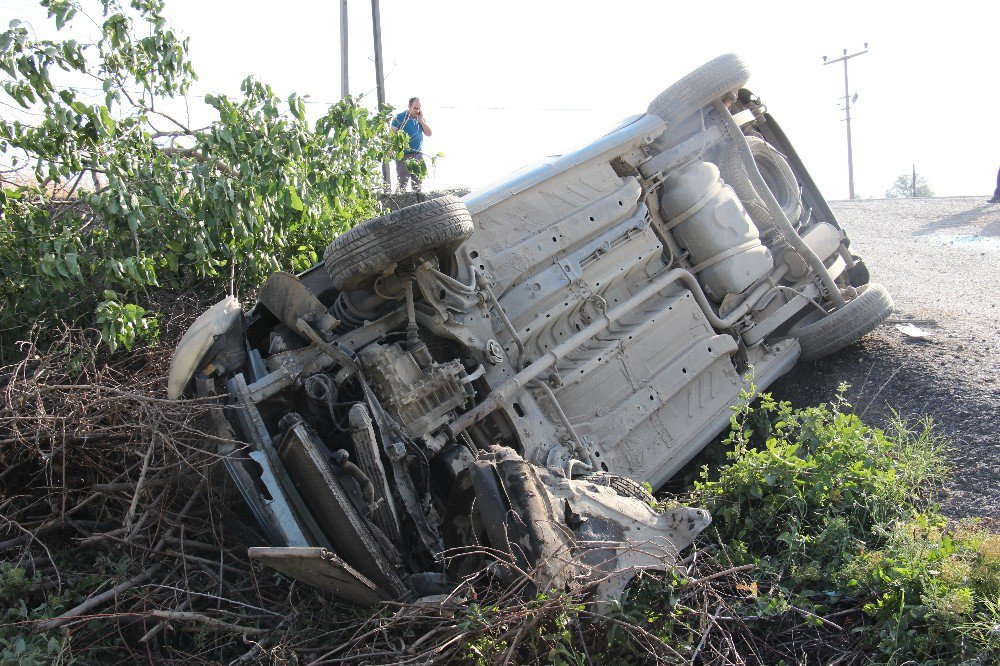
[409, 100, 421, 117]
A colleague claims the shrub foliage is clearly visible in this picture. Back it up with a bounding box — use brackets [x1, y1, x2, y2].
[667, 388, 997, 664]
[0, 0, 406, 358]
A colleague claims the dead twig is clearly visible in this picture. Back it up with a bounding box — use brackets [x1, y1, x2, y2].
[683, 563, 758, 586]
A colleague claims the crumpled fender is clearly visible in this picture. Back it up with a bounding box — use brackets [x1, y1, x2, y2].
[452, 445, 711, 610]
[166, 296, 241, 400]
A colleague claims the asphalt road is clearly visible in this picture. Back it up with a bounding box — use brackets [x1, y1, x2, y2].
[770, 196, 1000, 522]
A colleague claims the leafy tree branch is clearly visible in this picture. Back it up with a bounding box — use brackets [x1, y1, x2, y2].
[1, 0, 410, 357]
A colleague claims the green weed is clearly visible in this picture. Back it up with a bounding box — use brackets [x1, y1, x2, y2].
[679, 387, 997, 664]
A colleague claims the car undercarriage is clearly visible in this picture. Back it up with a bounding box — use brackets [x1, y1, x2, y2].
[167, 53, 892, 608]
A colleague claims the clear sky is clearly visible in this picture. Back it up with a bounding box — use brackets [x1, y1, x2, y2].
[4, 0, 1000, 199]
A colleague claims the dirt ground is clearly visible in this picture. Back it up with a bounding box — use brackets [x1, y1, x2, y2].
[770, 196, 1000, 521]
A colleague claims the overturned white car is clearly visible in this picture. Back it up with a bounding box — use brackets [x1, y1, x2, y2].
[168, 54, 891, 606]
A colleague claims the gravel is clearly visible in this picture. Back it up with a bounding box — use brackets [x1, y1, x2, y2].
[770, 196, 1000, 521]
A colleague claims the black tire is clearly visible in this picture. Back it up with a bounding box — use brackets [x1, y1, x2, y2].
[323, 195, 473, 289]
[647, 53, 751, 125]
[720, 136, 803, 229]
[788, 284, 893, 361]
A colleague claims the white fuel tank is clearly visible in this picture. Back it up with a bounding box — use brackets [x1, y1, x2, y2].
[660, 161, 772, 301]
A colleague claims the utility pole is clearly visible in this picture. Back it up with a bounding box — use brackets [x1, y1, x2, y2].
[912, 164, 917, 198]
[340, 0, 349, 99]
[823, 44, 868, 199]
[371, 0, 391, 187]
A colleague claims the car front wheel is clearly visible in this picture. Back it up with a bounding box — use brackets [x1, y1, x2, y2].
[324, 195, 474, 290]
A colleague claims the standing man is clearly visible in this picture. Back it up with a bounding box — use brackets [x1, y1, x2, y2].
[990, 166, 1000, 204]
[391, 97, 432, 195]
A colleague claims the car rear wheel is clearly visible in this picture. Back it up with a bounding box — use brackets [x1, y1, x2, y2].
[324, 195, 474, 290]
[647, 53, 751, 125]
[787, 283, 893, 361]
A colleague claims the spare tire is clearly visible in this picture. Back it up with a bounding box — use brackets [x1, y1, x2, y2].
[720, 136, 803, 230]
[324, 195, 473, 290]
[787, 284, 893, 361]
[647, 53, 751, 125]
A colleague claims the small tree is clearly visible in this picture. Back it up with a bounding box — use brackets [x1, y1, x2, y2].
[0, 0, 407, 357]
[885, 173, 934, 198]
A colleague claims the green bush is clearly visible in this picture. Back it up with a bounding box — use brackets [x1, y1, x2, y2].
[0, 1, 408, 360]
[670, 387, 997, 664]
[586, 388, 998, 664]
[695, 388, 948, 572]
[0, 561, 84, 664]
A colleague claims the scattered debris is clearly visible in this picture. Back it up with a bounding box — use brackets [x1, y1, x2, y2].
[887, 317, 938, 326]
[895, 322, 934, 340]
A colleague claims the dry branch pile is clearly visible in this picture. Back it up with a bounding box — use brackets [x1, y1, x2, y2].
[0, 299, 865, 664]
